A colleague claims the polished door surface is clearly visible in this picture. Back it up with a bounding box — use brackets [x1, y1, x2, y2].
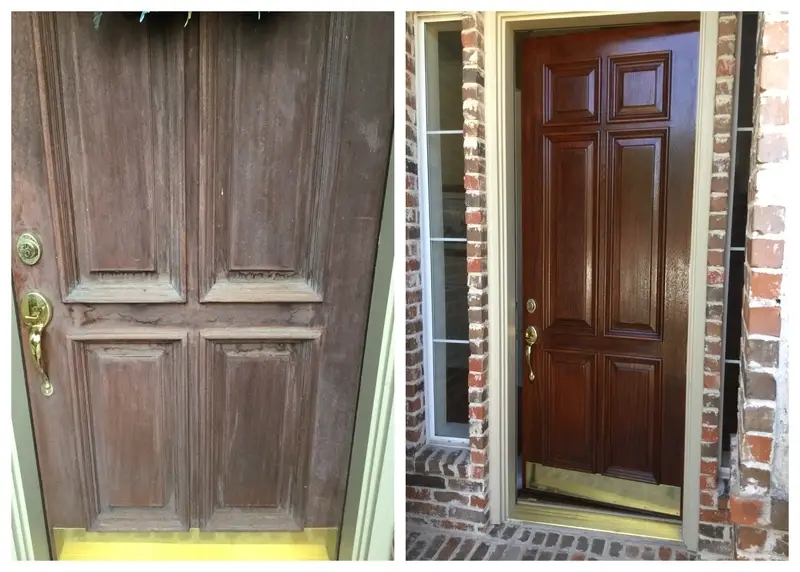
[520, 22, 699, 497]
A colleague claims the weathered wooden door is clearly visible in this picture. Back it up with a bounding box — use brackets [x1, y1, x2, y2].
[520, 23, 698, 490]
[12, 11, 392, 539]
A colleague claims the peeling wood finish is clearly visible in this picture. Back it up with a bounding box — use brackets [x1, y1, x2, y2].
[11, 11, 393, 540]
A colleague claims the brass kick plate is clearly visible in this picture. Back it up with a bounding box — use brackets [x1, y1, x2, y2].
[525, 462, 681, 517]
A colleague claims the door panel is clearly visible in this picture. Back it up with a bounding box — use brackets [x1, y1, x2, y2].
[47, 13, 186, 304]
[601, 355, 662, 483]
[521, 22, 698, 489]
[542, 351, 597, 473]
[542, 132, 598, 335]
[68, 334, 189, 531]
[12, 11, 392, 541]
[198, 15, 332, 303]
[197, 329, 319, 531]
[606, 129, 667, 338]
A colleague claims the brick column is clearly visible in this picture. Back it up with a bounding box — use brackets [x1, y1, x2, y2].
[463, 11, 490, 525]
[696, 12, 738, 559]
[730, 11, 789, 560]
[405, 11, 490, 535]
[406, 13, 426, 454]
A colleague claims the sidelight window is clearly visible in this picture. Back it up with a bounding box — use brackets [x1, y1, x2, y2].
[720, 11, 760, 466]
[418, 19, 470, 443]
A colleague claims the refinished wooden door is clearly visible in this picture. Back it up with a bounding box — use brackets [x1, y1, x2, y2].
[521, 22, 699, 489]
[12, 12, 392, 538]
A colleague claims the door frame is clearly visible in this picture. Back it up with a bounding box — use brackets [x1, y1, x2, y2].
[484, 11, 719, 552]
[10, 148, 396, 561]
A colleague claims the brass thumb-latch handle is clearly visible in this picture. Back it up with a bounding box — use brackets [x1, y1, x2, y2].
[20, 291, 54, 397]
[524, 325, 538, 382]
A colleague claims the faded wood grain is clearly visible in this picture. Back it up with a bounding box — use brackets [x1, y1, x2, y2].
[11, 11, 393, 540]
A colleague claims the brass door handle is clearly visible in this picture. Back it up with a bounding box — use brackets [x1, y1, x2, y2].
[20, 291, 54, 396]
[524, 325, 538, 381]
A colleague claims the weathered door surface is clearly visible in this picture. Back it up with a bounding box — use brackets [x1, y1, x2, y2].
[12, 11, 392, 538]
[521, 23, 699, 490]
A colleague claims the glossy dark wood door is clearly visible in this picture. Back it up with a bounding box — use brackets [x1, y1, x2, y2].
[521, 22, 699, 488]
[11, 12, 392, 536]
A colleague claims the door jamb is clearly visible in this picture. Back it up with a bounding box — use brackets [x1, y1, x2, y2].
[339, 144, 395, 560]
[485, 11, 718, 552]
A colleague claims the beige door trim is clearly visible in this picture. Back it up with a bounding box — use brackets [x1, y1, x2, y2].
[484, 10, 718, 552]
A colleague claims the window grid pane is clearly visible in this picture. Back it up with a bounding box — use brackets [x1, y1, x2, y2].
[423, 22, 469, 440]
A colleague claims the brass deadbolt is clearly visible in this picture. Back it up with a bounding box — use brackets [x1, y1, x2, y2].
[16, 233, 42, 266]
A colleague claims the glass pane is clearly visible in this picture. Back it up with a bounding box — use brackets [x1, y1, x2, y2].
[731, 130, 752, 248]
[725, 250, 745, 360]
[737, 12, 759, 128]
[429, 241, 468, 340]
[426, 133, 466, 239]
[425, 28, 463, 132]
[433, 341, 469, 438]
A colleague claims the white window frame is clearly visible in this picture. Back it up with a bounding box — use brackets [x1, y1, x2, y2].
[416, 14, 470, 446]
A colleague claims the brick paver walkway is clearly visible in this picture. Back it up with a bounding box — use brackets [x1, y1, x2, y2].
[406, 521, 698, 561]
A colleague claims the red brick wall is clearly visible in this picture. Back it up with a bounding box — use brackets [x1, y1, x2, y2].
[730, 11, 789, 560]
[696, 11, 738, 559]
[462, 10, 490, 501]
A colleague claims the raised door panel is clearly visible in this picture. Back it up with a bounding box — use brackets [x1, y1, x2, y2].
[608, 52, 671, 123]
[198, 328, 320, 531]
[543, 133, 598, 335]
[542, 350, 596, 473]
[199, 14, 349, 303]
[601, 356, 662, 483]
[35, 13, 185, 303]
[543, 59, 600, 125]
[606, 130, 667, 339]
[67, 332, 189, 531]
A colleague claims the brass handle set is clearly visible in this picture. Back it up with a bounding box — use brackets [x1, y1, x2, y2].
[17, 233, 54, 396]
[524, 298, 538, 382]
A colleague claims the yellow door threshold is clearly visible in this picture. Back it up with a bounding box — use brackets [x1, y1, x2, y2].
[54, 527, 337, 561]
[510, 500, 682, 543]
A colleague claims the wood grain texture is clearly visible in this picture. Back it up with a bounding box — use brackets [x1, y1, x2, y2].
[542, 351, 597, 473]
[67, 332, 189, 531]
[544, 59, 600, 125]
[606, 129, 667, 339]
[12, 11, 392, 540]
[542, 132, 598, 335]
[521, 22, 699, 490]
[35, 12, 186, 304]
[198, 330, 319, 531]
[601, 356, 663, 484]
[198, 13, 348, 303]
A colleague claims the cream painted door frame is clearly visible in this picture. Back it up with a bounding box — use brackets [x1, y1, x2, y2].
[484, 10, 719, 552]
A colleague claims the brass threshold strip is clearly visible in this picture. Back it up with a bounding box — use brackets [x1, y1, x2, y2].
[525, 462, 682, 518]
[510, 499, 683, 543]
